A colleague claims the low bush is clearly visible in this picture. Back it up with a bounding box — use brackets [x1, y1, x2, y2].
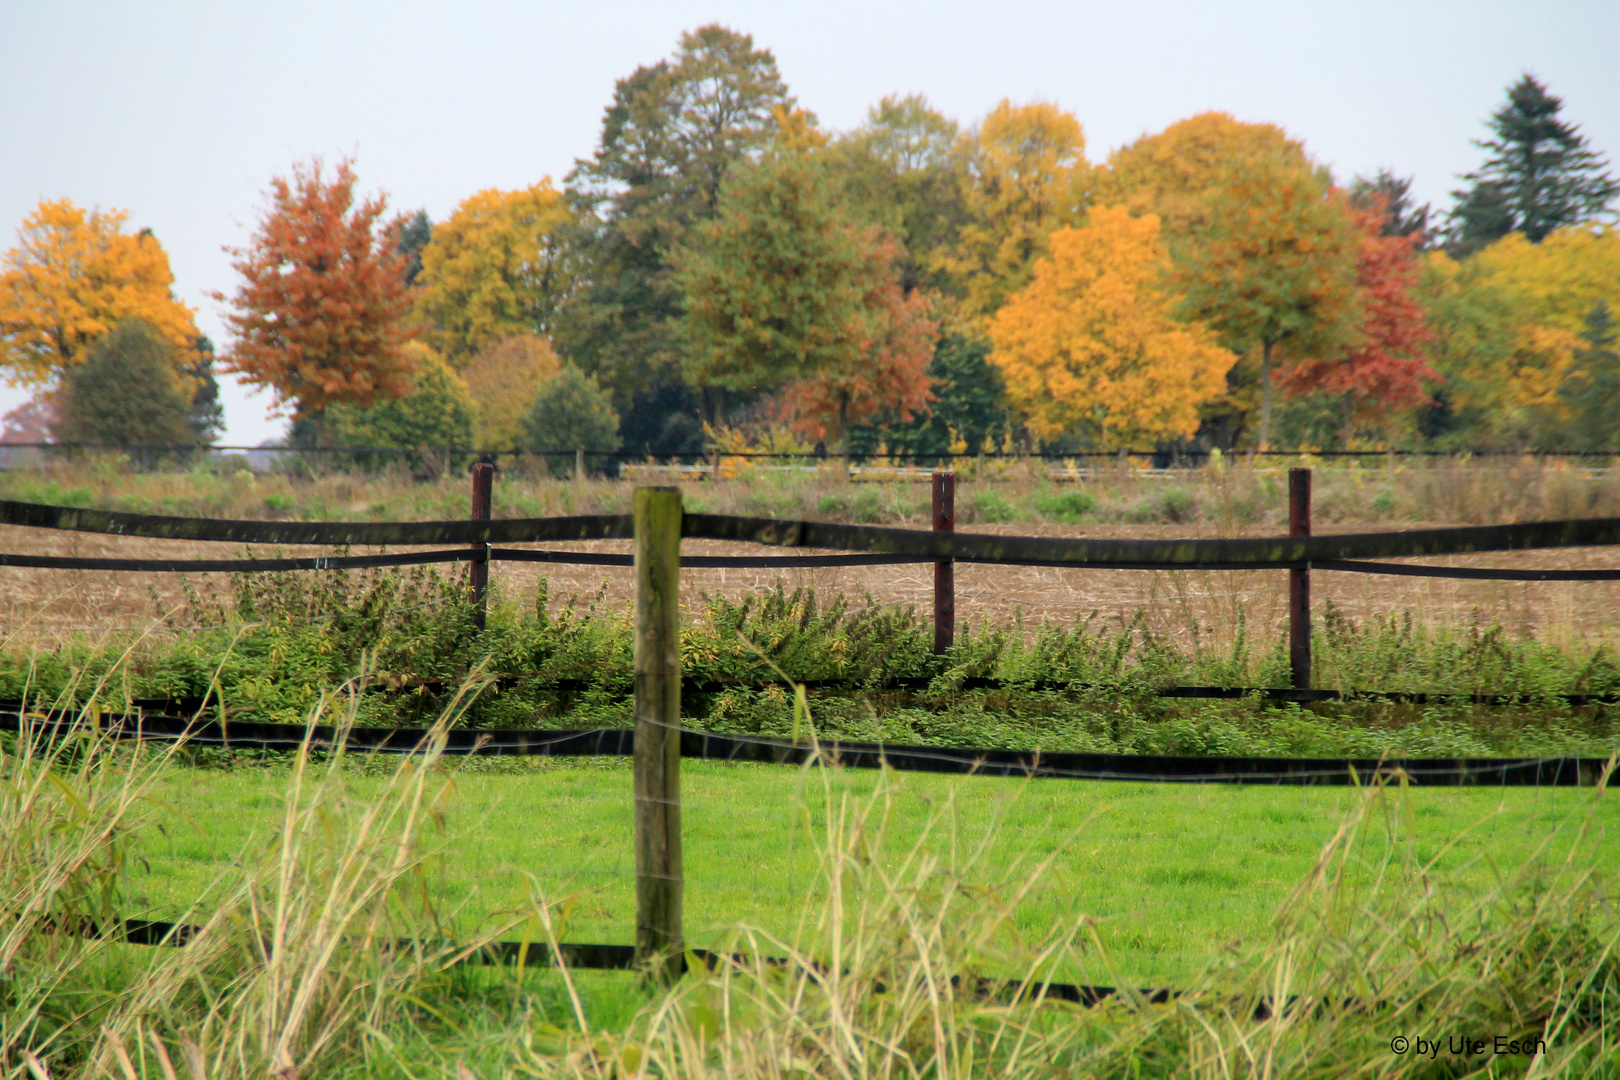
[1033, 487, 1097, 522]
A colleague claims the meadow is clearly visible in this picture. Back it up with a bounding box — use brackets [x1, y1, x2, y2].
[3, 457, 1620, 1076]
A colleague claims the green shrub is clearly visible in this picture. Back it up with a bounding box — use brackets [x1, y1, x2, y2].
[324, 345, 475, 471]
[1033, 488, 1096, 523]
[521, 363, 621, 476]
[969, 488, 1018, 523]
[817, 487, 885, 523]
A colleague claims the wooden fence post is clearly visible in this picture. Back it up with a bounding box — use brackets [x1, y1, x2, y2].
[469, 462, 493, 631]
[1289, 467, 1311, 691]
[633, 486, 683, 982]
[932, 471, 955, 654]
[575, 447, 586, 483]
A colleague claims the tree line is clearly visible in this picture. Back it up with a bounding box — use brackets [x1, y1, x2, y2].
[2, 25, 1616, 462]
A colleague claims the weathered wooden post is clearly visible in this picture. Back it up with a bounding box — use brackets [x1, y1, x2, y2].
[932, 471, 956, 654]
[633, 486, 683, 982]
[575, 446, 586, 484]
[469, 462, 493, 631]
[1288, 467, 1311, 691]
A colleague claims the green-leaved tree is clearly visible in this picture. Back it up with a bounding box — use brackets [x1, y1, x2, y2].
[560, 25, 792, 451]
[521, 362, 621, 474]
[55, 319, 200, 463]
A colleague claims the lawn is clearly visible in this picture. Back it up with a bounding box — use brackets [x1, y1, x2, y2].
[127, 756, 1620, 987]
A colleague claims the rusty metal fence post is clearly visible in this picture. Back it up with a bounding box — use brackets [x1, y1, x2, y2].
[932, 471, 956, 654]
[1289, 467, 1311, 691]
[469, 462, 493, 631]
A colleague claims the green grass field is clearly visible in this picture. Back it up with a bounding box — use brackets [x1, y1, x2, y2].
[127, 757, 1620, 987]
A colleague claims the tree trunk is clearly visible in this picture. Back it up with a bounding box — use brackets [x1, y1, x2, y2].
[1258, 339, 1274, 451]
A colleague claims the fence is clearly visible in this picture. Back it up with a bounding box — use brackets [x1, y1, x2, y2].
[2, 470, 1619, 981]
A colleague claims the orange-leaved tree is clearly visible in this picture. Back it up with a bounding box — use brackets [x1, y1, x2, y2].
[989, 205, 1236, 448]
[1177, 150, 1360, 448]
[1278, 201, 1438, 432]
[933, 100, 1090, 324]
[0, 199, 198, 385]
[216, 157, 413, 437]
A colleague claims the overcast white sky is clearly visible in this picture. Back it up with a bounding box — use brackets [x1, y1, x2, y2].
[2, 0, 1616, 444]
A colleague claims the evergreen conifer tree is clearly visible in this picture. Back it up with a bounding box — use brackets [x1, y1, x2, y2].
[1448, 74, 1618, 255]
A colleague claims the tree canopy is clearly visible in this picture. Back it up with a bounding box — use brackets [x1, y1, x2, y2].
[990, 206, 1235, 448]
[0, 199, 198, 386]
[461, 334, 563, 448]
[323, 342, 475, 466]
[1447, 74, 1618, 255]
[216, 157, 414, 432]
[54, 318, 199, 456]
[1176, 150, 1360, 447]
[560, 24, 792, 449]
[934, 100, 1090, 324]
[675, 143, 936, 439]
[412, 182, 581, 361]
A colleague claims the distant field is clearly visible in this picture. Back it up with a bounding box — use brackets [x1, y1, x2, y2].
[127, 758, 1620, 986]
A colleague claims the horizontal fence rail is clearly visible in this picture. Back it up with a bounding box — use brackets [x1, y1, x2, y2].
[68, 915, 1192, 1011]
[5, 711, 1612, 787]
[7, 498, 1620, 570]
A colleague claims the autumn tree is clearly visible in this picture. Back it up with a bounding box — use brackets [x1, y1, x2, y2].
[1468, 225, 1620, 332]
[1448, 75, 1618, 256]
[561, 25, 792, 450]
[0, 199, 198, 385]
[54, 318, 198, 459]
[675, 145, 936, 441]
[934, 100, 1090, 323]
[1419, 226, 1620, 446]
[989, 206, 1235, 449]
[412, 182, 581, 362]
[1100, 112, 1303, 243]
[846, 334, 1008, 459]
[216, 157, 414, 440]
[1177, 151, 1360, 448]
[1278, 203, 1438, 436]
[461, 334, 563, 447]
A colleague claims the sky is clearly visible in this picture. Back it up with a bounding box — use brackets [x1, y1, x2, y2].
[2, 0, 1617, 445]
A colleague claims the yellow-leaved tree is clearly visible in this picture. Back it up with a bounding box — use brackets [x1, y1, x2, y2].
[0, 199, 199, 385]
[989, 205, 1236, 448]
[1420, 226, 1620, 443]
[412, 181, 581, 362]
[1467, 226, 1620, 333]
[934, 100, 1090, 324]
[460, 334, 563, 447]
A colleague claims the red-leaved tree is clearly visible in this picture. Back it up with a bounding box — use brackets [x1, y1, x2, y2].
[1279, 200, 1438, 428]
[216, 158, 413, 439]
